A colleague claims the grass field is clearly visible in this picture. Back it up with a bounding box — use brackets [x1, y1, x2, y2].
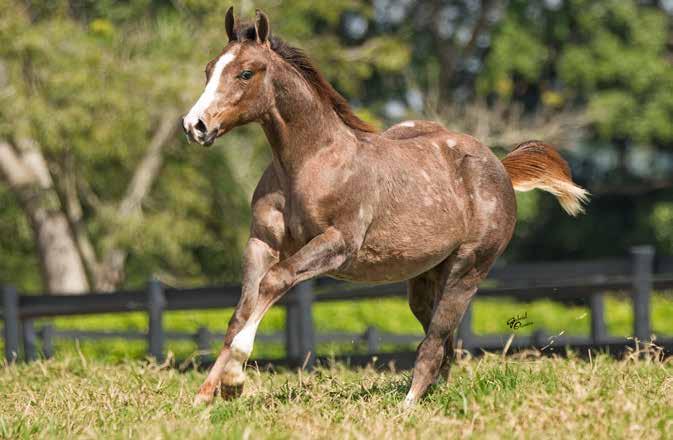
[2, 292, 673, 438]
[1, 350, 672, 439]
[14, 292, 673, 362]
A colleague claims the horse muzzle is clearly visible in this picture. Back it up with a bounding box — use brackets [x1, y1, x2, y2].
[182, 116, 218, 147]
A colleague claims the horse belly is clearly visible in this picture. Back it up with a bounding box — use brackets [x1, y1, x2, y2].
[330, 209, 464, 283]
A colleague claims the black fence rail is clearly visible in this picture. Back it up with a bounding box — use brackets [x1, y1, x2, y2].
[3, 246, 673, 366]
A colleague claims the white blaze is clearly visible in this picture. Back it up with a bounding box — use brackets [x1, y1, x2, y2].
[183, 48, 239, 131]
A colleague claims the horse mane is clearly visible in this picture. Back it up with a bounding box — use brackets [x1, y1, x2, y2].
[233, 24, 377, 133]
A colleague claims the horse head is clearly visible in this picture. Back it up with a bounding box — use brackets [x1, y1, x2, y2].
[182, 7, 274, 146]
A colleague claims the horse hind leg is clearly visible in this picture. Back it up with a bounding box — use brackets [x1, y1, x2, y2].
[404, 246, 486, 407]
[407, 268, 463, 384]
[407, 271, 436, 335]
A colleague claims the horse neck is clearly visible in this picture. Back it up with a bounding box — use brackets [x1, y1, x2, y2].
[260, 69, 356, 179]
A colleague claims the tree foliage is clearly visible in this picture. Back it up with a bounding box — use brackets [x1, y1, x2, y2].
[1, 0, 673, 292]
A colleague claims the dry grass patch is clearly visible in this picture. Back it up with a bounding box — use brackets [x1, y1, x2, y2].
[1, 351, 672, 439]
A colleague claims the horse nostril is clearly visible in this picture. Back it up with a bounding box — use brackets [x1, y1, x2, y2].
[194, 118, 207, 134]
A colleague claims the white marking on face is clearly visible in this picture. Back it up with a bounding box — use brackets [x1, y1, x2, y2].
[183, 47, 240, 132]
[446, 139, 457, 148]
[399, 121, 415, 128]
[421, 171, 431, 182]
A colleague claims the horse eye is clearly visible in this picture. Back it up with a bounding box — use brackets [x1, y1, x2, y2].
[239, 70, 254, 80]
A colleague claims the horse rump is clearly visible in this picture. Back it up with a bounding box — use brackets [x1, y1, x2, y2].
[501, 140, 589, 216]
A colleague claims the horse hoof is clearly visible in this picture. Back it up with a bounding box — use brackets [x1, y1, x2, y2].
[193, 392, 215, 407]
[193, 382, 218, 407]
[400, 393, 417, 410]
[221, 383, 244, 400]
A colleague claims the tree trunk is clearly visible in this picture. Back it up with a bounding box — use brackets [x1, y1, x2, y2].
[1, 111, 177, 293]
[94, 249, 126, 292]
[92, 110, 179, 291]
[0, 140, 89, 294]
[32, 207, 90, 294]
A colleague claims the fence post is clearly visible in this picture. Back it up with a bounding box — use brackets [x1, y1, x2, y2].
[196, 327, 211, 353]
[2, 286, 20, 362]
[147, 278, 165, 362]
[285, 280, 315, 367]
[41, 325, 54, 359]
[457, 303, 473, 349]
[22, 320, 37, 362]
[285, 289, 299, 361]
[533, 329, 547, 348]
[364, 326, 380, 353]
[590, 293, 607, 344]
[296, 280, 315, 367]
[631, 246, 654, 342]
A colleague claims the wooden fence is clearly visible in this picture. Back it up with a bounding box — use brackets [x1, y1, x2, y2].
[3, 246, 673, 368]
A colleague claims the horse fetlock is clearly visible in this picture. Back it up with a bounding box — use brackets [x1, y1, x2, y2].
[220, 357, 246, 400]
[221, 360, 246, 386]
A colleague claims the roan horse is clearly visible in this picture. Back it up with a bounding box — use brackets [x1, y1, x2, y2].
[183, 7, 589, 407]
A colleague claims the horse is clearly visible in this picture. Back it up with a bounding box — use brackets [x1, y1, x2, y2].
[182, 7, 589, 407]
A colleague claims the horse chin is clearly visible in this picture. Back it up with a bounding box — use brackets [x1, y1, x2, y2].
[200, 129, 221, 147]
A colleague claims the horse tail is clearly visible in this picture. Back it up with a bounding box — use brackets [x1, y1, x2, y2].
[501, 140, 589, 216]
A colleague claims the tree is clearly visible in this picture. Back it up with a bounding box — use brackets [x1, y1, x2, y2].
[479, 0, 673, 153]
[0, 1, 228, 292]
[3, 0, 673, 292]
[0, 0, 411, 293]
[474, 0, 673, 259]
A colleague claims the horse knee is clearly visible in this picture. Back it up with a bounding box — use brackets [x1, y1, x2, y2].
[259, 265, 293, 299]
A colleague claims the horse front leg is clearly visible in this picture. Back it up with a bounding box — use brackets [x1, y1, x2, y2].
[193, 237, 278, 406]
[222, 227, 350, 389]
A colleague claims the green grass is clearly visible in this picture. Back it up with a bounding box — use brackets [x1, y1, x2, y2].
[1, 352, 671, 439]
[7, 293, 670, 362]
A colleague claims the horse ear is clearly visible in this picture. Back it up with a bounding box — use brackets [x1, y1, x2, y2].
[225, 6, 236, 41]
[255, 9, 270, 43]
